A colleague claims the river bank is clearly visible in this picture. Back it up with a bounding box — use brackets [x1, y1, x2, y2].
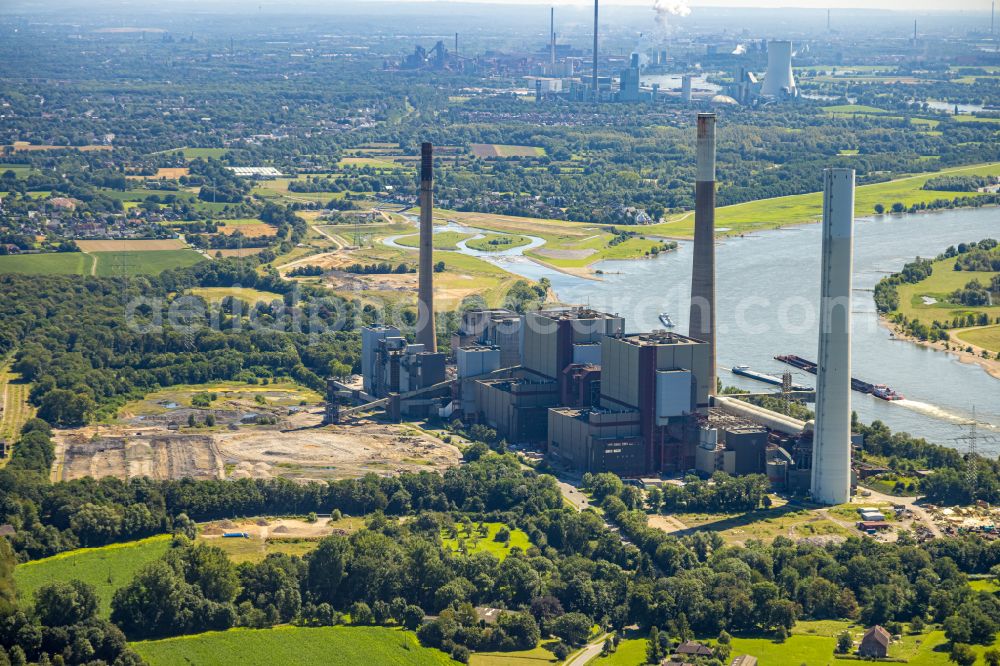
[880, 317, 1000, 381]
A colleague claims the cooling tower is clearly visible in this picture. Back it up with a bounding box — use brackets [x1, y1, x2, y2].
[761, 40, 797, 97]
[810, 168, 855, 506]
[688, 113, 716, 397]
[416, 143, 437, 352]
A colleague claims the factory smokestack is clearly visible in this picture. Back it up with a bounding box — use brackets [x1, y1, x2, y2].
[417, 143, 437, 352]
[811, 168, 855, 506]
[689, 113, 716, 399]
[592, 0, 599, 101]
[550, 7, 556, 67]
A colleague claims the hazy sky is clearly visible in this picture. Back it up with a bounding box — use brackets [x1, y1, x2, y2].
[417, 0, 990, 10]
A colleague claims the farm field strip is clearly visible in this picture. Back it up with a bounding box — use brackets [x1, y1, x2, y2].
[131, 625, 458, 666]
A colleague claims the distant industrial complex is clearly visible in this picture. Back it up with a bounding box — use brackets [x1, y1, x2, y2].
[390, 0, 802, 107]
[328, 109, 859, 505]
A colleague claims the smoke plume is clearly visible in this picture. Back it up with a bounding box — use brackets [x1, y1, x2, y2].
[653, 0, 691, 30]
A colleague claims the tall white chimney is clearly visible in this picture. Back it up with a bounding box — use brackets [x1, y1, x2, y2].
[811, 168, 855, 506]
[761, 40, 797, 97]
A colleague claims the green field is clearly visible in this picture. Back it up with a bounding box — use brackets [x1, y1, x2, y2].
[132, 626, 457, 666]
[954, 325, 1000, 354]
[893, 255, 1000, 331]
[340, 156, 401, 169]
[190, 286, 284, 305]
[160, 147, 230, 160]
[440, 522, 531, 560]
[92, 249, 205, 276]
[0, 164, 34, 178]
[471, 645, 560, 666]
[0, 252, 95, 275]
[13, 535, 172, 617]
[590, 637, 646, 665]
[466, 233, 533, 252]
[823, 104, 890, 114]
[394, 231, 474, 250]
[634, 161, 1000, 237]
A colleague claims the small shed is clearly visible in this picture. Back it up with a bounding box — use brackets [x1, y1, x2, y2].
[859, 625, 891, 658]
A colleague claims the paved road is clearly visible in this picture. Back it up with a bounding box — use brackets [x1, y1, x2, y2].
[564, 634, 609, 666]
[558, 480, 592, 511]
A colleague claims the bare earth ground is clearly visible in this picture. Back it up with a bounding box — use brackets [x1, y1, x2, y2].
[216, 417, 461, 482]
[200, 517, 342, 540]
[53, 428, 225, 482]
[51, 417, 460, 483]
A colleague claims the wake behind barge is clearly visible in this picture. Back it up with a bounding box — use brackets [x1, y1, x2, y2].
[775, 354, 903, 401]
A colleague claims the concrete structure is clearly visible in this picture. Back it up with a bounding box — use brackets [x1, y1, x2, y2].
[416, 142, 436, 351]
[522, 309, 622, 383]
[618, 53, 640, 102]
[761, 40, 797, 98]
[360, 325, 446, 407]
[362, 326, 401, 394]
[548, 330, 710, 475]
[689, 113, 717, 396]
[681, 74, 693, 103]
[592, 0, 599, 101]
[452, 308, 523, 367]
[475, 376, 558, 442]
[811, 168, 855, 505]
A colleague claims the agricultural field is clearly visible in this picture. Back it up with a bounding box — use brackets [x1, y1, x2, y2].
[339, 156, 402, 169]
[13, 535, 173, 617]
[440, 522, 531, 560]
[3, 141, 111, 152]
[188, 286, 285, 305]
[470, 144, 546, 158]
[91, 249, 205, 276]
[216, 218, 278, 237]
[131, 626, 458, 666]
[0, 361, 34, 458]
[76, 239, 188, 252]
[0, 252, 95, 275]
[892, 255, 1000, 327]
[159, 147, 230, 160]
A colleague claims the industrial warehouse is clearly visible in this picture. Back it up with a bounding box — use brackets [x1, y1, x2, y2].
[330, 112, 859, 505]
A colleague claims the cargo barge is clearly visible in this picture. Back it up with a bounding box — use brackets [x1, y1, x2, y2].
[730, 365, 812, 392]
[774, 355, 903, 400]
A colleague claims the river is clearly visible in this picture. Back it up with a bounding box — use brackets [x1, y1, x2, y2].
[435, 207, 1000, 452]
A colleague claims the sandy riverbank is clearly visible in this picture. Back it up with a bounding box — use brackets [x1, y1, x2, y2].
[880, 318, 1000, 381]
